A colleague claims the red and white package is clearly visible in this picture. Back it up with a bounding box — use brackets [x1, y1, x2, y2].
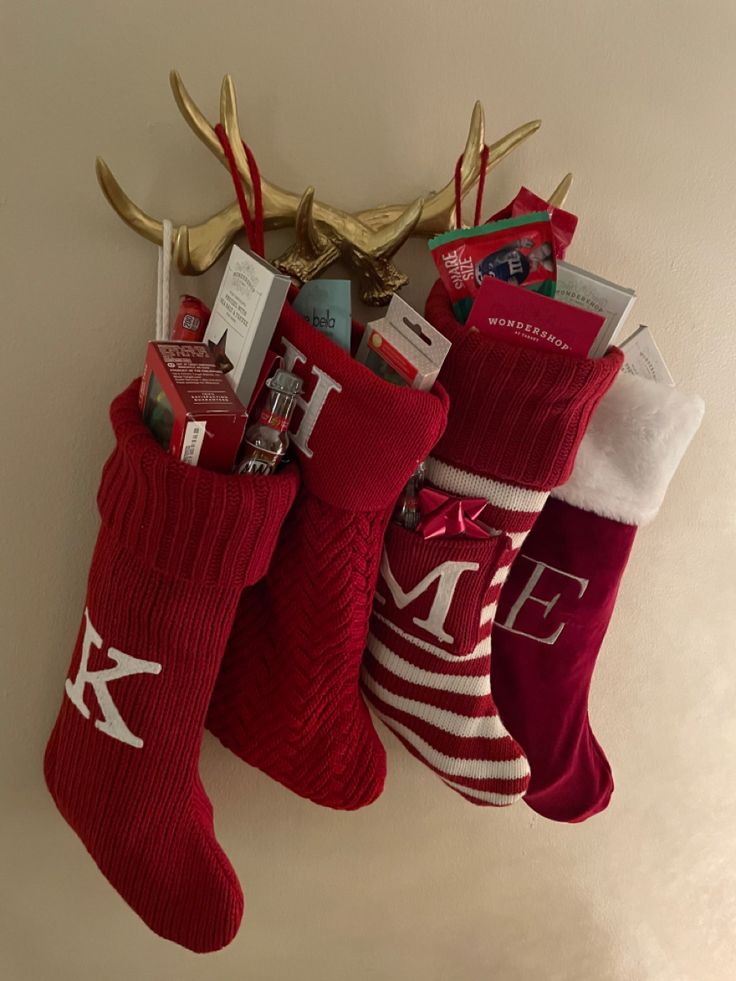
[489, 186, 578, 260]
[429, 211, 557, 322]
[139, 341, 247, 473]
[171, 295, 212, 342]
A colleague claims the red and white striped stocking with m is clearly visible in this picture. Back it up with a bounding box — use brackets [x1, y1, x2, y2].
[361, 281, 623, 806]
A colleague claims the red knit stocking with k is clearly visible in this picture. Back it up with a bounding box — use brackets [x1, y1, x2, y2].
[492, 372, 704, 821]
[361, 281, 622, 805]
[44, 382, 298, 952]
[207, 303, 448, 809]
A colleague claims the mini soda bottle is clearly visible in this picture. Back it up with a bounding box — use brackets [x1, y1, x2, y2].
[395, 460, 426, 530]
[238, 369, 302, 475]
[171, 294, 211, 342]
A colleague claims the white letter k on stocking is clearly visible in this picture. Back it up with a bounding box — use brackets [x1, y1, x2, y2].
[65, 608, 162, 748]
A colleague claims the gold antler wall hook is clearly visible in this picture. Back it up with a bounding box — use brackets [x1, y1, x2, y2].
[95, 72, 572, 305]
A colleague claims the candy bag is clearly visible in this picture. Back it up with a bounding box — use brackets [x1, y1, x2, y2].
[429, 212, 556, 322]
[489, 187, 578, 260]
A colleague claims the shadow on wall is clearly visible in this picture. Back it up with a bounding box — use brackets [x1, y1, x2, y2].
[200, 728, 625, 981]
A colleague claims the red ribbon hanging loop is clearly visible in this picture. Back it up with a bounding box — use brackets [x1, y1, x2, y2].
[215, 123, 265, 257]
[453, 143, 490, 230]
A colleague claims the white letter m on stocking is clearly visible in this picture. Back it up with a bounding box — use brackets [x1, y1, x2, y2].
[375, 554, 480, 644]
[64, 608, 162, 749]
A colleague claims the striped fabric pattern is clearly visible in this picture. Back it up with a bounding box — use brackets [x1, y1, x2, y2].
[361, 454, 548, 806]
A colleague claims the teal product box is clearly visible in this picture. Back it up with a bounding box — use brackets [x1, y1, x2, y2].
[292, 279, 352, 352]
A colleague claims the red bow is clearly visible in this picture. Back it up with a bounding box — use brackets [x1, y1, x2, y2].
[417, 488, 489, 540]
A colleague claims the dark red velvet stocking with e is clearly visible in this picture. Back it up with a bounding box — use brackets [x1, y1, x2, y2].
[492, 373, 704, 821]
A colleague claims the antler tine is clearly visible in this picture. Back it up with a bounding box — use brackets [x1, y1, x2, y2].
[97, 155, 246, 274]
[220, 74, 256, 203]
[369, 196, 424, 258]
[218, 74, 319, 226]
[172, 223, 192, 273]
[219, 71, 425, 263]
[169, 70, 226, 164]
[485, 118, 542, 177]
[416, 115, 542, 234]
[355, 111, 542, 235]
[353, 102, 485, 235]
[276, 187, 340, 282]
[455, 100, 486, 198]
[275, 187, 424, 304]
[172, 70, 428, 254]
[547, 172, 573, 208]
[294, 187, 333, 256]
[95, 157, 164, 245]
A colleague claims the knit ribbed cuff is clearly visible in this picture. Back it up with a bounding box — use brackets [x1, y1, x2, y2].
[425, 280, 623, 490]
[276, 302, 449, 511]
[97, 381, 299, 588]
[552, 372, 704, 525]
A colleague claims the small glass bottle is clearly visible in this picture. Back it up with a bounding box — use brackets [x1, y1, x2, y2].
[395, 460, 426, 530]
[238, 369, 302, 475]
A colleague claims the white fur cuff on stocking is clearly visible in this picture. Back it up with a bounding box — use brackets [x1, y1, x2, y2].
[552, 372, 704, 526]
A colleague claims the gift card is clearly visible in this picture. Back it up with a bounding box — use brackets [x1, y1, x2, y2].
[467, 277, 605, 357]
[620, 325, 675, 385]
[555, 261, 636, 357]
[203, 245, 291, 409]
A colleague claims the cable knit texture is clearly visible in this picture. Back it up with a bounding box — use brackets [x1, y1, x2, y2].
[207, 300, 449, 810]
[492, 372, 704, 821]
[44, 381, 298, 952]
[361, 281, 622, 806]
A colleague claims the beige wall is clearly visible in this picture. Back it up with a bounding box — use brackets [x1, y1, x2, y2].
[2, 1, 735, 978]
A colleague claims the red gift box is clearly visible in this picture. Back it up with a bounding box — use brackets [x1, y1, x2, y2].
[139, 342, 247, 473]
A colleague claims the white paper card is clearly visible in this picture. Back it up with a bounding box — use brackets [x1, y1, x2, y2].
[181, 420, 206, 467]
[203, 245, 291, 408]
[620, 325, 675, 386]
[556, 261, 637, 357]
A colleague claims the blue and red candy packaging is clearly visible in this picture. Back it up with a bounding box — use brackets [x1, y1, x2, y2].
[429, 211, 557, 322]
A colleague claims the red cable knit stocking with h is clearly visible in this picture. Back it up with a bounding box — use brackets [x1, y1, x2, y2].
[207, 304, 448, 809]
[361, 281, 622, 805]
[44, 382, 298, 952]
